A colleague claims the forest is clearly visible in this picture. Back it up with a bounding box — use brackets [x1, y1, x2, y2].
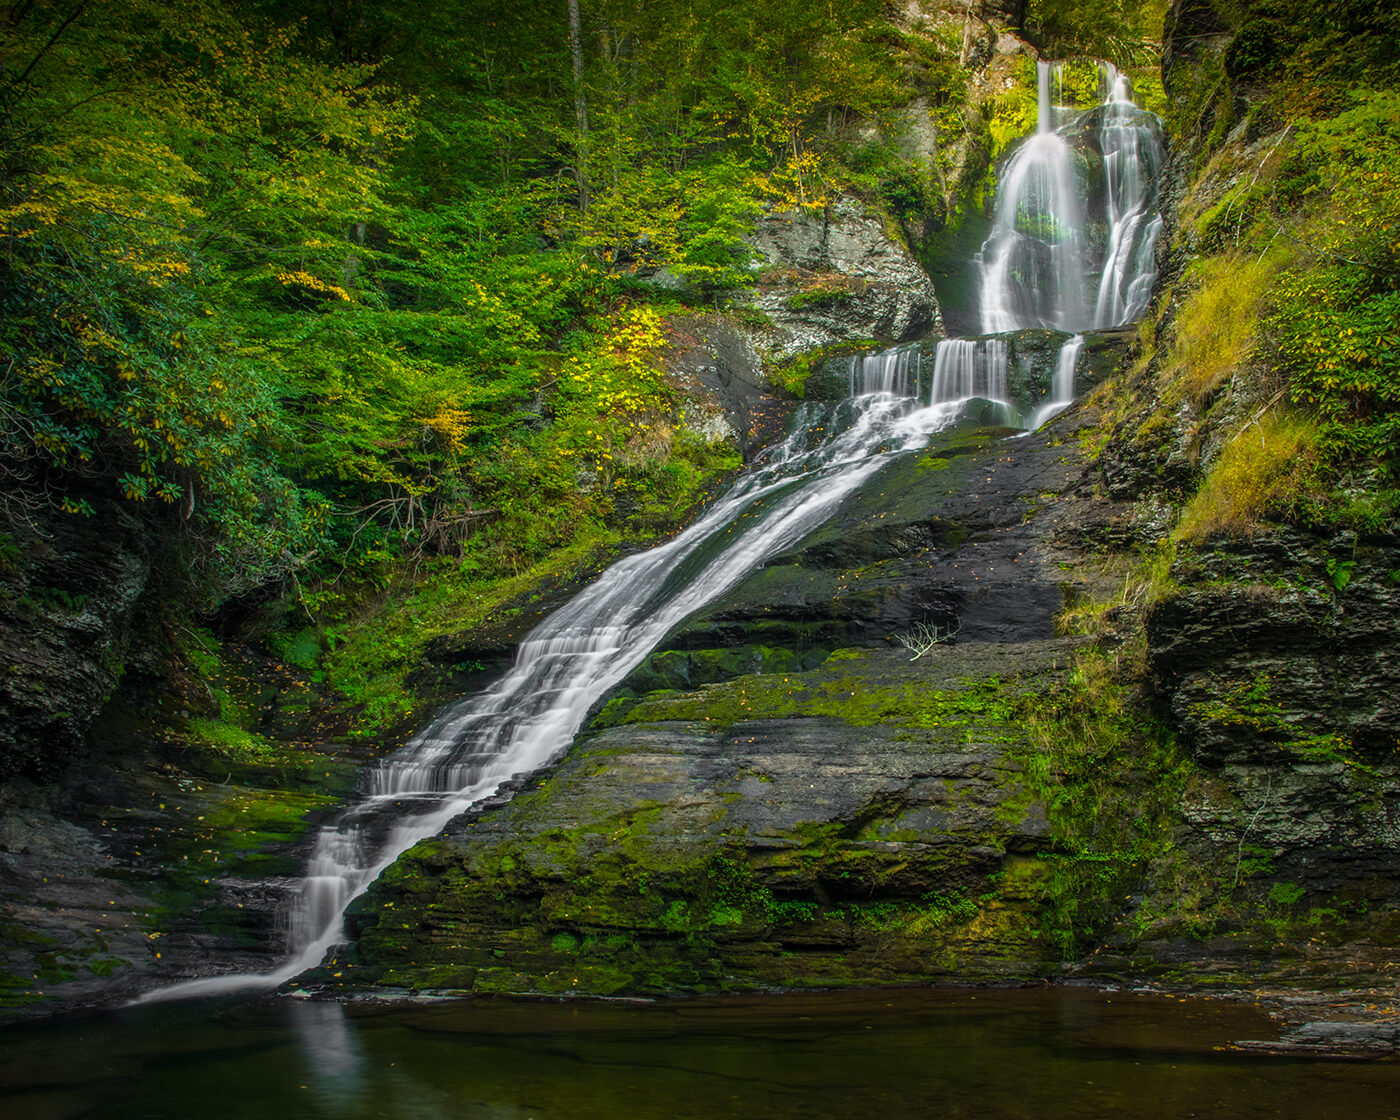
[2, 1, 1393, 739]
[0, 1, 1172, 710]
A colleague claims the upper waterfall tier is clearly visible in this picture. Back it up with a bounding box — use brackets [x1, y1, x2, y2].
[977, 62, 1165, 335]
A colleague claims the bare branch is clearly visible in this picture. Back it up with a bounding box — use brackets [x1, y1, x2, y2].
[4, 1, 87, 92]
[896, 615, 962, 661]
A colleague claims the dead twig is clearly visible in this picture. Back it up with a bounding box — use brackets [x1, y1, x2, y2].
[896, 615, 962, 661]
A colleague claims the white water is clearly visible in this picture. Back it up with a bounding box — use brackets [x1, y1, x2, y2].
[1091, 64, 1165, 328]
[977, 60, 1163, 337]
[929, 337, 1009, 407]
[1025, 334, 1084, 430]
[850, 345, 921, 398]
[139, 391, 969, 1003]
[978, 60, 1087, 334]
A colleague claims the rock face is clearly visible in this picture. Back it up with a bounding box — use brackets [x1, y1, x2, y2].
[0, 500, 154, 777]
[338, 310, 1400, 1007]
[340, 643, 1072, 996]
[332, 394, 1158, 997]
[661, 315, 796, 459]
[1106, 530, 1400, 987]
[744, 198, 944, 359]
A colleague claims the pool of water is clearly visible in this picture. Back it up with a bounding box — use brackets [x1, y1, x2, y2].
[2, 987, 1396, 1119]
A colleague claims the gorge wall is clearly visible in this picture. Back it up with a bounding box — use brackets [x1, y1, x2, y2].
[333, 1, 1400, 1007]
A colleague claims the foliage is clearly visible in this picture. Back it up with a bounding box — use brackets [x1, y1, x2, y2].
[987, 57, 1040, 160]
[1165, 250, 1282, 404]
[1142, 8, 1400, 544]
[1018, 649, 1189, 957]
[1269, 91, 1400, 476]
[1176, 414, 1318, 539]
[2, 0, 966, 632]
[1023, 0, 1169, 67]
[0, 0, 407, 591]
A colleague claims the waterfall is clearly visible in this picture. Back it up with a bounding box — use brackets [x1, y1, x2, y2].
[1037, 59, 1055, 136]
[139, 381, 970, 1003]
[1092, 64, 1165, 328]
[978, 60, 1087, 334]
[1026, 334, 1084, 430]
[976, 59, 1163, 337]
[851, 345, 921, 397]
[138, 56, 1167, 1006]
[929, 338, 1008, 407]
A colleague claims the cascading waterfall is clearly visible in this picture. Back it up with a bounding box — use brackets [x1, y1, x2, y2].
[978, 59, 1163, 338]
[850, 345, 921, 398]
[848, 342, 1008, 412]
[1091, 64, 1165, 328]
[978, 60, 1087, 334]
[929, 337, 1009, 408]
[968, 57, 1163, 428]
[140, 55, 1166, 1007]
[1025, 333, 1084, 431]
[141, 386, 971, 1002]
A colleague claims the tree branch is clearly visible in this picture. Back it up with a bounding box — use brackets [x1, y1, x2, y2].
[4, 1, 88, 92]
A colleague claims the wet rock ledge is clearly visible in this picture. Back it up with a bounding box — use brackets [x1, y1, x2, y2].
[327, 406, 1138, 996]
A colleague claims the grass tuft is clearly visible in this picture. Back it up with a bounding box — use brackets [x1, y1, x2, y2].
[1177, 412, 1318, 539]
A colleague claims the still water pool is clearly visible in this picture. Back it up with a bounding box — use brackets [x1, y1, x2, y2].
[2, 987, 1397, 1119]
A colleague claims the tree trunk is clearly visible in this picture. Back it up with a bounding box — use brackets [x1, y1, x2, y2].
[568, 0, 589, 213]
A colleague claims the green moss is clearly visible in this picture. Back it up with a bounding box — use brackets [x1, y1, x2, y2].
[1186, 673, 1378, 775]
[615, 644, 828, 699]
[784, 286, 853, 311]
[1006, 650, 1193, 958]
[618, 654, 1021, 733]
[184, 717, 280, 761]
[987, 56, 1038, 159]
[766, 339, 876, 398]
[132, 783, 339, 942]
[0, 970, 45, 1009]
[269, 627, 322, 670]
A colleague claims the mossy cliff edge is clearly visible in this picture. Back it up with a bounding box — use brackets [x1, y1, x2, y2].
[336, 385, 1397, 1005]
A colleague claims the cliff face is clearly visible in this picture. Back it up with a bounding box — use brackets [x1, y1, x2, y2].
[0, 164, 974, 1021]
[335, 401, 1143, 996]
[0, 499, 156, 778]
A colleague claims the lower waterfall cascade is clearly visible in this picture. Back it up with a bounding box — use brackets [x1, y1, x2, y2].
[141, 57, 1164, 1004]
[141, 391, 974, 1001]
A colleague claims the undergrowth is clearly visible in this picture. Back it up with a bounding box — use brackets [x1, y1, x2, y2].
[1176, 412, 1318, 538]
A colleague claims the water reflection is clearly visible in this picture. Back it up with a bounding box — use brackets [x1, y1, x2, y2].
[1, 988, 1397, 1120]
[289, 1000, 364, 1103]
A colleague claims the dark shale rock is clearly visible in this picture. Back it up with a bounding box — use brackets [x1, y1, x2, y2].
[1149, 531, 1400, 764]
[0, 501, 154, 778]
[1139, 532, 1400, 906]
[335, 643, 1071, 997]
[327, 401, 1143, 999]
[662, 315, 796, 459]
